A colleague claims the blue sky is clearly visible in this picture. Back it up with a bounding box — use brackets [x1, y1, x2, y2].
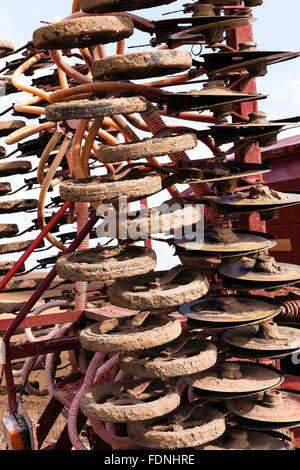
[0, 0, 299, 271]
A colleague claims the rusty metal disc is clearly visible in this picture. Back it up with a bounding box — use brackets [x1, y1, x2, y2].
[226, 389, 300, 428]
[0, 161, 31, 177]
[184, 361, 283, 394]
[80, 379, 181, 423]
[127, 404, 226, 449]
[186, 310, 277, 335]
[218, 260, 300, 284]
[201, 112, 300, 147]
[222, 324, 300, 353]
[178, 161, 270, 184]
[160, 80, 266, 116]
[175, 229, 276, 258]
[213, 187, 300, 213]
[196, 428, 289, 450]
[80, 0, 176, 14]
[80, 313, 182, 353]
[154, 16, 256, 46]
[179, 294, 281, 325]
[202, 50, 300, 77]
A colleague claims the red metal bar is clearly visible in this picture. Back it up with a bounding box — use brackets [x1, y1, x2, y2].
[0, 201, 72, 293]
[37, 396, 64, 449]
[3, 211, 99, 413]
[0, 309, 82, 332]
[8, 335, 81, 361]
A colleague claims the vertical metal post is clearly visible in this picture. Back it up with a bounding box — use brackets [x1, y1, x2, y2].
[226, 9, 266, 233]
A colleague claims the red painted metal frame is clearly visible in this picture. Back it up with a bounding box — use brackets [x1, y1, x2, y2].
[0, 309, 82, 332]
[8, 335, 81, 361]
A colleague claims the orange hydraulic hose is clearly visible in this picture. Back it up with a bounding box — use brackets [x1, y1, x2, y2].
[49, 176, 63, 188]
[57, 51, 69, 88]
[49, 82, 162, 103]
[71, 121, 118, 212]
[124, 114, 150, 133]
[79, 48, 94, 71]
[72, 0, 94, 71]
[98, 128, 120, 145]
[5, 121, 55, 145]
[97, 44, 106, 58]
[103, 117, 126, 133]
[37, 131, 62, 185]
[12, 53, 51, 102]
[49, 50, 92, 85]
[159, 110, 225, 125]
[72, 0, 80, 13]
[72, 120, 89, 179]
[144, 70, 204, 88]
[53, 16, 70, 90]
[38, 134, 72, 251]
[14, 96, 46, 116]
[82, 118, 104, 175]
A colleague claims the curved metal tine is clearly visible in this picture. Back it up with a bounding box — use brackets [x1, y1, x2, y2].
[7, 183, 30, 196]
[14, 265, 39, 277]
[0, 105, 14, 117]
[35, 245, 52, 253]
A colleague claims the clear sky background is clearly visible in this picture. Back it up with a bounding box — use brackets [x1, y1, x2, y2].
[0, 0, 299, 272]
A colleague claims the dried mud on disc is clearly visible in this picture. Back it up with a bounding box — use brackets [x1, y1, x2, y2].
[33, 16, 134, 50]
[127, 405, 226, 449]
[45, 96, 147, 121]
[80, 314, 182, 353]
[80, 379, 180, 423]
[56, 245, 157, 282]
[92, 50, 192, 81]
[59, 172, 162, 203]
[120, 338, 217, 378]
